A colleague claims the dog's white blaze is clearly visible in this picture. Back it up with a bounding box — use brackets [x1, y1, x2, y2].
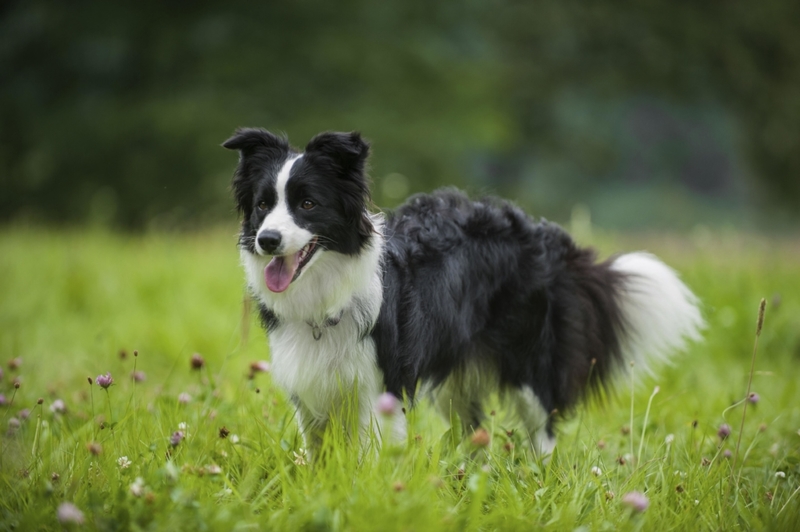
[611, 252, 705, 375]
[255, 155, 313, 255]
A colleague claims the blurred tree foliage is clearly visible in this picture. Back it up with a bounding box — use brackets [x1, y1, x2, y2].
[1, 0, 798, 228]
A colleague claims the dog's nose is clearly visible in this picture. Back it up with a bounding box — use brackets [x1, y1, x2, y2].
[257, 231, 282, 254]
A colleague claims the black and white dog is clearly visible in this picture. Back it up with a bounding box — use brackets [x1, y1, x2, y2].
[223, 129, 703, 456]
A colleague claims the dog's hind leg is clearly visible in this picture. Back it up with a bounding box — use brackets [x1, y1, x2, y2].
[431, 361, 497, 435]
[511, 385, 556, 457]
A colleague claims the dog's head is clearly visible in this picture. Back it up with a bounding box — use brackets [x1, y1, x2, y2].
[223, 129, 373, 293]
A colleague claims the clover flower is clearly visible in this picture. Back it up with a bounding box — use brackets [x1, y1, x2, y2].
[621, 491, 649, 512]
[375, 392, 399, 416]
[130, 477, 145, 497]
[95, 373, 113, 389]
[56, 502, 85, 525]
[117, 456, 132, 469]
[50, 399, 67, 415]
[717, 423, 732, 440]
[190, 353, 205, 370]
[170, 431, 185, 447]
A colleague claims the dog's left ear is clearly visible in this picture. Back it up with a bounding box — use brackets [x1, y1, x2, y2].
[305, 131, 370, 179]
[306, 132, 373, 250]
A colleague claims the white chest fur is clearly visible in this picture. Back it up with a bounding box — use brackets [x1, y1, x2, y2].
[241, 217, 386, 424]
[268, 316, 382, 421]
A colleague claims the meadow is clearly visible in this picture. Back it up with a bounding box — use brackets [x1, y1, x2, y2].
[1, 225, 799, 531]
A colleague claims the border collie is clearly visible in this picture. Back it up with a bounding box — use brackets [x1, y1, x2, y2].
[223, 129, 703, 456]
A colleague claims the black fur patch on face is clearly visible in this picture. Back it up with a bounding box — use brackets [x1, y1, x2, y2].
[223, 128, 292, 252]
[224, 129, 374, 257]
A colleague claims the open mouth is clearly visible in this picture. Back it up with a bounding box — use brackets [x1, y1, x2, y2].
[263, 238, 319, 293]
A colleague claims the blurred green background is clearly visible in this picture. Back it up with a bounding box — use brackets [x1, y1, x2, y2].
[2, 0, 799, 231]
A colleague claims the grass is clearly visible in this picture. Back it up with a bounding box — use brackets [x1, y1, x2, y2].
[1, 225, 799, 531]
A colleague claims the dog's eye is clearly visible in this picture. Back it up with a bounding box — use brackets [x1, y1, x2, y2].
[301, 200, 315, 210]
[257, 201, 268, 211]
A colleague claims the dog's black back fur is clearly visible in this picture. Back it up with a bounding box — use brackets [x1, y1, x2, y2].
[373, 189, 627, 421]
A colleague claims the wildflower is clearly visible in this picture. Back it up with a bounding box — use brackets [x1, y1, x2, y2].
[56, 502, 85, 525]
[621, 425, 630, 435]
[8, 417, 20, 431]
[470, 428, 491, 448]
[596, 439, 606, 450]
[717, 423, 732, 440]
[748, 392, 760, 404]
[206, 464, 222, 475]
[170, 431, 184, 447]
[293, 449, 307, 466]
[177, 393, 191, 405]
[51, 472, 60, 483]
[701, 457, 711, 466]
[87, 442, 102, 455]
[775, 471, 786, 479]
[130, 477, 145, 497]
[131, 371, 146, 383]
[117, 456, 132, 469]
[219, 426, 230, 438]
[119, 349, 128, 360]
[723, 449, 732, 458]
[8, 357, 22, 370]
[591, 466, 602, 477]
[665, 434, 675, 444]
[190, 353, 205, 370]
[0, 394, 5, 407]
[95, 372, 114, 389]
[178, 422, 189, 431]
[18, 409, 29, 420]
[375, 392, 399, 416]
[230, 434, 240, 444]
[0, 368, 3, 380]
[50, 399, 67, 415]
[250, 360, 271, 373]
[393, 481, 406, 492]
[621, 491, 649, 512]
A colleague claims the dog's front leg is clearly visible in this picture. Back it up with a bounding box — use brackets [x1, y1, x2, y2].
[292, 399, 327, 460]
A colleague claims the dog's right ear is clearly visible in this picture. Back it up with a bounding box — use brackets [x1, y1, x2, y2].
[222, 128, 288, 158]
[223, 128, 290, 215]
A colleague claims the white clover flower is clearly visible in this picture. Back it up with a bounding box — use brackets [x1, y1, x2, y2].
[665, 434, 675, 444]
[56, 502, 84, 525]
[117, 456, 132, 469]
[178, 422, 188, 431]
[206, 464, 222, 475]
[230, 434, 240, 444]
[775, 471, 786, 479]
[293, 449, 307, 466]
[50, 399, 67, 415]
[130, 477, 145, 497]
[591, 466, 602, 477]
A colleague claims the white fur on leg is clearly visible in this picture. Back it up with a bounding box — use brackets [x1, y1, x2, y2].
[611, 252, 704, 375]
[513, 386, 556, 457]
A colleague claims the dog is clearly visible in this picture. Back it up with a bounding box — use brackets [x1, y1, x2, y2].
[223, 128, 704, 456]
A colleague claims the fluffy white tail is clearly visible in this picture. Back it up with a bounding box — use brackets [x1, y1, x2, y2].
[610, 252, 704, 375]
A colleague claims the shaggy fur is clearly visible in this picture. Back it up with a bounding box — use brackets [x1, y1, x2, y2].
[223, 128, 704, 456]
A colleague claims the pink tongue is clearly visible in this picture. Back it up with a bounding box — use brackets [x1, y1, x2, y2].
[264, 252, 301, 293]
